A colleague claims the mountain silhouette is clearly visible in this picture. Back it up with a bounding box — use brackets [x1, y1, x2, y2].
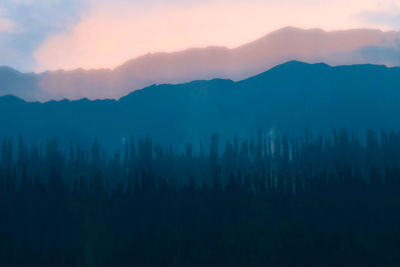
[1, 27, 400, 101]
[1, 61, 400, 151]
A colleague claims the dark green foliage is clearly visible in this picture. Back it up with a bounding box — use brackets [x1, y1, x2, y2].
[1, 130, 400, 266]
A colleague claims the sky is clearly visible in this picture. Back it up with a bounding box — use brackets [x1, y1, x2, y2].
[0, 0, 399, 72]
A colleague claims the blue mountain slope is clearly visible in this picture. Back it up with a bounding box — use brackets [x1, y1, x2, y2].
[1, 61, 400, 151]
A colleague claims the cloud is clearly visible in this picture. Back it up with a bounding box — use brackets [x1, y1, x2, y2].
[0, 17, 15, 32]
[359, 11, 400, 28]
[0, 0, 396, 71]
[351, 45, 400, 66]
[34, 0, 382, 71]
[358, 0, 400, 29]
[0, 0, 89, 71]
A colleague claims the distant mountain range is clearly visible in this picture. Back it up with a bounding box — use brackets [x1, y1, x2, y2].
[1, 61, 400, 151]
[1, 27, 400, 101]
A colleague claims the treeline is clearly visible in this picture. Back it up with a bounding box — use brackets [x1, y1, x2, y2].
[1, 129, 400, 266]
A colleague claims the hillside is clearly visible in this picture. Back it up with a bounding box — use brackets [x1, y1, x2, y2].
[1, 61, 400, 151]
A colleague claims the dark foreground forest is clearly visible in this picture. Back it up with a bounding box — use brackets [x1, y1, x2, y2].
[1, 129, 400, 266]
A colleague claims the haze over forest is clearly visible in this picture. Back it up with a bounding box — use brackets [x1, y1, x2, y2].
[2, 0, 400, 265]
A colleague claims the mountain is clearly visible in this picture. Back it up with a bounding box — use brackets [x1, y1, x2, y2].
[1, 61, 400, 151]
[1, 27, 400, 101]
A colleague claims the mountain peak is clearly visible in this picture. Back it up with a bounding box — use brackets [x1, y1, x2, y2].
[275, 26, 325, 34]
[3, 27, 400, 101]
[2, 61, 400, 150]
[0, 66, 21, 75]
[241, 61, 331, 83]
[0, 94, 25, 104]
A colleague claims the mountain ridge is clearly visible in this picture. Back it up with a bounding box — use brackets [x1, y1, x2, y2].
[2, 27, 400, 101]
[3, 60, 397, 103]
[2, 61, 400, 152]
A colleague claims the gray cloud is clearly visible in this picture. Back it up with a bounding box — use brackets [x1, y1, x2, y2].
[0, 0, 89, 71]
[351, 45, 400, 66]
[359, 10, 400, 28]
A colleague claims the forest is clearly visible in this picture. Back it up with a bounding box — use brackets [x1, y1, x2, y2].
[1, 128, 400, 266]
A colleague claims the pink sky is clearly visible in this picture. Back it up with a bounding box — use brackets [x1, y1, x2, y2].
[1, 0, 399, 71]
